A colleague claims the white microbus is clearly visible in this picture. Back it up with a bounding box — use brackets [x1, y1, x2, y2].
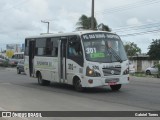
[24, 31, 129, 91]
[12, 52, 24, 60]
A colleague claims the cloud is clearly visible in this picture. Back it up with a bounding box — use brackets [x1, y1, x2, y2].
[0, 0, 160, 53]
[126, 17, 142, 26]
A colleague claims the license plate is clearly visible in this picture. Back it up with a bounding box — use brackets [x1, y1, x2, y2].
[105, 78, 119, 83]
[108, 82, 117, 85]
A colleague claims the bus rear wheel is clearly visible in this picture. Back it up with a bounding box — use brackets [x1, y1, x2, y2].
[110, 84, 121, 91]
[74, 78, 83, 92]
[37, 73, 50, 86]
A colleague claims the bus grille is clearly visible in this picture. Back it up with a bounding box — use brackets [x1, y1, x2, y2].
[102, 67, 121, 76]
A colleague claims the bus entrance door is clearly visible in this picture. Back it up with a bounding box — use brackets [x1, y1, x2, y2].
[60, 38, 67, 83]
[29, 40, 35, 77]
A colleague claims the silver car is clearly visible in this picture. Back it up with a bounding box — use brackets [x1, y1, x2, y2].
[145, 65, 158, 75]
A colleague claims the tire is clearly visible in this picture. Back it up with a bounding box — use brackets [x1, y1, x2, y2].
[110, 84, 121, 91]
[74, 78, 83, 92]
[37, 73, 50, 86]
[17, 68, 21, 74]
[146, 70, 151, 75]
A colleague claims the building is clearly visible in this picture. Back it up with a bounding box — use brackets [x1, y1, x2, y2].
[129, 54, 159, 72]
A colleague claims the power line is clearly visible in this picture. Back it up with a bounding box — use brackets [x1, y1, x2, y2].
[95, 0, 160, 15]
[113, 21, 160, 30]
[119, 28, 160, 37]
[74, 0, 160, 28]
[113, 22, 160, 32]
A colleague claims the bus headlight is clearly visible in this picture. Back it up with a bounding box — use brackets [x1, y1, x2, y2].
[86, 66, 101, 77]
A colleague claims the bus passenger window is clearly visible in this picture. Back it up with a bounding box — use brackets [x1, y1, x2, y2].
[67, 38, 84, 67]
[45, 38, 52, 56]
[51, 37, 59, 57]
[68, 43, 77, 56]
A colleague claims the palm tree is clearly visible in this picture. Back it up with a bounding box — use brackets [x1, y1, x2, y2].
[76, 14, 111, 32]
[76, 14, 97, 30]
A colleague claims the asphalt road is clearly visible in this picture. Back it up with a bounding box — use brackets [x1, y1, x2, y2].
[0, 67, 160, 120]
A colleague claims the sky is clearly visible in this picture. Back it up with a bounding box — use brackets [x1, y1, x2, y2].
[0, 0, 160, 53]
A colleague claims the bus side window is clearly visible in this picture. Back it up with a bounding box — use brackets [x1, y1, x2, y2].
[25, 39, 29, 55]
[68, 42, 77, 56]
[45, 38, 52, 56]
[35, 38, 46, 56]
[51, 37, 59, 57]
[67, 36, 83, 66]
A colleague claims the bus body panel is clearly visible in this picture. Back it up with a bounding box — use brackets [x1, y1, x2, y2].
[66, 59, 84, 85]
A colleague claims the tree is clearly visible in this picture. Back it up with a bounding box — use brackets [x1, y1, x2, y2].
[76, 14, 111, 31]
[76, 14, 97, 30]
[97, 23, 111, 32]
[147, 39, 160, 60]
[124, 42, 141, 57]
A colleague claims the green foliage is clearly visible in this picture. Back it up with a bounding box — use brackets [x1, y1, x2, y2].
[76, 14, 111, 31]
[0, 60, 9, 67]
[157, 64, 160, 75]
[76, 14, 97, 30]
[98, 23, 111, 32]
[147, 39, 160, 60]
[124, 42, 141, 57]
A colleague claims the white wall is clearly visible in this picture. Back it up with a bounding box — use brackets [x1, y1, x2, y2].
[130, 60, 157, 72]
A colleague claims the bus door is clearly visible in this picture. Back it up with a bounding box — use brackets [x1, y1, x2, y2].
[59, 37, 67, 83]
[29, 40, 36, 77]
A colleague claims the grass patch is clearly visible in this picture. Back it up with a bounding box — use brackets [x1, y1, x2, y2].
[130, 72, 159, 78]
[132, 72, 146, 77]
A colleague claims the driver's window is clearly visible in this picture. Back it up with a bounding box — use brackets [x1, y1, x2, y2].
[67, 36, 83, 66]
[68, 36, 82, 57]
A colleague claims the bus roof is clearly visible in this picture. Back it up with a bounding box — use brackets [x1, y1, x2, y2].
[14, 52, 24, 55]
[25, 30, 116, 39]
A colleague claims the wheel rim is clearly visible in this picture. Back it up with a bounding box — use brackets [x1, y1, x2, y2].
[75, 80, 82, 91]
[146, 71, 150, 75]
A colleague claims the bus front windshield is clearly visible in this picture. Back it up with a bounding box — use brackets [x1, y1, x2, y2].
[82, 33, 127, 63]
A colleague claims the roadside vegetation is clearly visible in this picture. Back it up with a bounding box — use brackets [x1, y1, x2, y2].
[130, 64, 160, 78]
[0, 60, 9, 67]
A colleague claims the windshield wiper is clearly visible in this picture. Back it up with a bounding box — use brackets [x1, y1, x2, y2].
[108, 47, 123, 63]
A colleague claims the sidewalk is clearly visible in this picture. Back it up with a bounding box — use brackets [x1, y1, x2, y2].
[0, 67, 16, 71]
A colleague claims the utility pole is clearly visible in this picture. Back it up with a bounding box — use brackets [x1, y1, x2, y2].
[91, 0, 94, 30]
[41, 20, 50, 33]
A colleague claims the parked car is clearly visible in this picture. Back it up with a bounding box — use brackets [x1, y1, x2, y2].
[17, 60, 24, 74]
[8, 59, 18, 67]
[9, 52, 24, 67]
[0, 58, 9, 67]
[129, 62, 135, 74]
[145, 65, 158, 75]
[0, 58, 5, 66]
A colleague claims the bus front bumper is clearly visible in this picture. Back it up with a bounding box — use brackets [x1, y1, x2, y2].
[82, 75, 130, 88]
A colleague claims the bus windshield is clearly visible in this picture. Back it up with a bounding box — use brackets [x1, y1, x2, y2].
[82, 33, 127, 63]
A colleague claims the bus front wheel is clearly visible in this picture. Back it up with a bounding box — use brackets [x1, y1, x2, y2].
[73, 78, 83, 92]
[37, 73, 50, 86]
[110, 84, 121, 91]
